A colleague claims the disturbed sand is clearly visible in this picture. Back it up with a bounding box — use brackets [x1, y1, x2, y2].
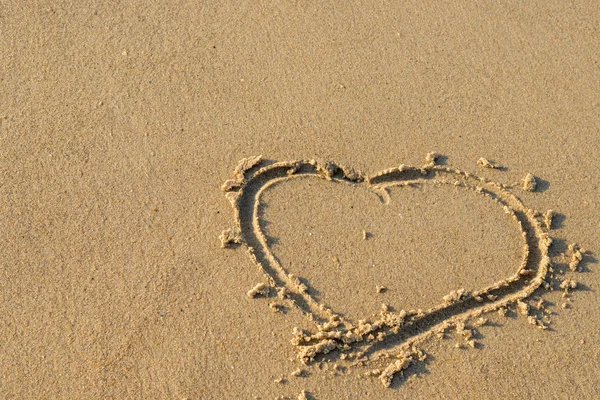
[1, 2, 599, 399]
[221, 155, 577, 387]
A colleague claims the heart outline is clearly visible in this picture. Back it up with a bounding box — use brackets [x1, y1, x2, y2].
[221, 156, 551, 374]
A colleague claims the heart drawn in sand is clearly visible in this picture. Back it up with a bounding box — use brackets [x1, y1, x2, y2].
[220, 154, 553, 387]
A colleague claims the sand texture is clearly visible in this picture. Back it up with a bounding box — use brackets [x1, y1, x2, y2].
[1, 2, 599, 399]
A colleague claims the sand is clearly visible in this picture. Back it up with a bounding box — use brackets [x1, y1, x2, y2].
[1, 2, 599, 399]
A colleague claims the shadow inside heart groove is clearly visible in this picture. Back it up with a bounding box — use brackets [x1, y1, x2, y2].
[260, 175, 524, 322]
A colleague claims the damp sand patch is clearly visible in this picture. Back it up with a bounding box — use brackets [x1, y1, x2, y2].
[220, 155, 589, 388]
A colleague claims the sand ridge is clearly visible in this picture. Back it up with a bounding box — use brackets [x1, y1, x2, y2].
[221, 154, 585, 387]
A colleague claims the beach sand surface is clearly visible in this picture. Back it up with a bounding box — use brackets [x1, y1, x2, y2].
[0, 2, 598, 399]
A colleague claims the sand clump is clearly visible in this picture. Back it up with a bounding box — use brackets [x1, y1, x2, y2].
[297, 391, 312, 400]
[247, 283, 271, 298]
[291, 368, 308, 378]
[442, 288, 469, 305]
[543, 210, 555, 230]
[221, 155, 263, 192]
[219, 227, 242, 248]
[559, 279, 578, 292]
[270, 303, 285, 313]
[522, 173, 537, 192]
[516, 300, 530, 316]
[376, 285, 387, 294]
[379, 355, 412, 388]
[298, 340, 338, 364]
[568, 244, 585, 272]
[477, 157, 504, 169]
